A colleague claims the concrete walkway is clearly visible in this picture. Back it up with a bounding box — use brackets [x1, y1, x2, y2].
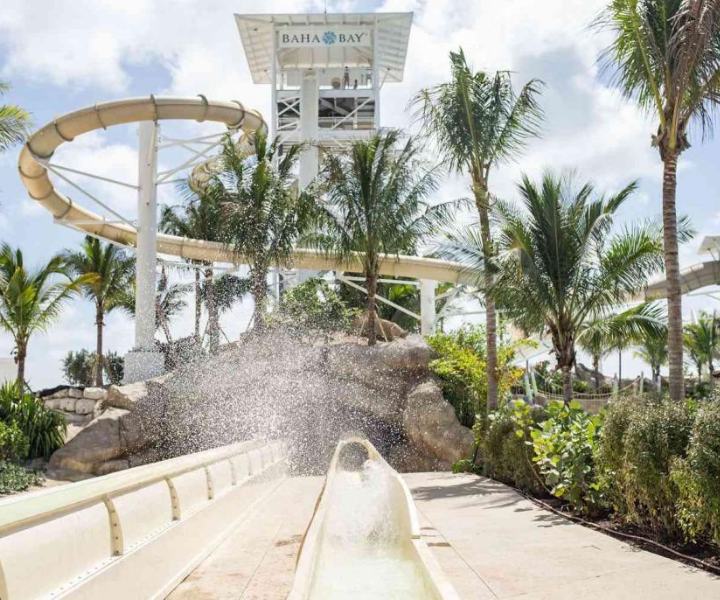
[168, 473, 720, 599]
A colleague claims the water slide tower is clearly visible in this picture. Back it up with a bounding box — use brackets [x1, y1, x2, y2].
[234, 12, 413, 188]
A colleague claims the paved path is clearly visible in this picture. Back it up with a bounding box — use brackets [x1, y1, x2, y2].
[405, 472, 720, 600]
[168, 473, 720, 599]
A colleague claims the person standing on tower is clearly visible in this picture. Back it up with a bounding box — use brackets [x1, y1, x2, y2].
[342, 66, 350, 89]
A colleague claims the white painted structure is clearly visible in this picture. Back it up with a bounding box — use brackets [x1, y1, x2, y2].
[0, 440, 286, 600]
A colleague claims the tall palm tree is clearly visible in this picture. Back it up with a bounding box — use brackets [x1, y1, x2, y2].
[62, 236, 135, 386]
[579, 303, 666, 390]
[315, 131, 456, 345]
[634, 326, 669, 382]
[161, 189, 225, 353]
[208, 132, 317, 331]
[155, 266, 188, 345]
[411, 48, 544, 408]
[0, 81, 31, 153]
[438, 172, 667, 403]
[598, 0, 720, 401]
[683, 311, 720, 382]
[0, 245, 86, 389]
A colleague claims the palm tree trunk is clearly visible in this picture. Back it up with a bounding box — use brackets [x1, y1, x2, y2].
[250, 266, 267, 333]
[205, 267, 219, 353]
[662, 152, 684, 402]
[16, 342, 26, 392]
[366, 267, 378, 347]
[194, 267, 201, 341]
[618, 347, 622, 385]
[593, 354, 601, 392]
[474, 181, 498, 411]
[94, 302, 104, 387]
[562, 365, 573, 405]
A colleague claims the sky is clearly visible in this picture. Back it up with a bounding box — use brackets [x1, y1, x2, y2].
[0, 0, 718, 388]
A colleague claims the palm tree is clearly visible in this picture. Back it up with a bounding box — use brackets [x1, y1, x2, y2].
[0, 80, 31, 153]
[0, 245, 86, 389]
[437, 172, 667, 403]
[161, 189, 226, 353]
[155, 267, 188, 345]
[315, 131, 456, 345]
[209, 132, 317, 331]
[683, 311, 720, 383]
[411, 48, 544, 408]
[62, 236, 135, 386]
[579, 303, 666, 390]
[598, 0, 720, 401]
[634, 326, 669, 383]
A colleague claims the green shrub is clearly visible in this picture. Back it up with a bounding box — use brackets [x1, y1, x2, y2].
[597, 398, 694, 537]
[531, 400, 603, 512]
[0, 461, 42, 495]
[428, 325, 523, 428]
[0, 421, 29, 461]
[452, 458, 481, 474]
[62, 349, 124, 386]
[268, 278, 358, 337]
[672, 399, 720, 547]
[481, 400, 545, 495]
[0, 382, 66, 459]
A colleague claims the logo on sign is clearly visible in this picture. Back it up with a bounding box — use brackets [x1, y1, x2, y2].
[279, 29, 369, 47]
[322, 31, 337, 45]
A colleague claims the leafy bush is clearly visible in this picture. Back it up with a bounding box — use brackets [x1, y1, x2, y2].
[452, 458, 481, 474]
[428, 325, 523, 428]
[0, 382, 66, 459]
[62, 349, 124, 386]
[269, 278, 358, 337]
[596, 398, 694, 537]
[481, 400, 545, 495]
[531, 400, 603, 512]
[0, 421, 28, 461]
[0, 461, 42, 494]
[672, 399, 720, 547]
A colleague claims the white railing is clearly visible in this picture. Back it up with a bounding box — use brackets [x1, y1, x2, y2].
[0, 440, 286, 600]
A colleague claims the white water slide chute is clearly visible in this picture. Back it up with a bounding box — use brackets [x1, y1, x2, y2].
[18, 96, 472, 382]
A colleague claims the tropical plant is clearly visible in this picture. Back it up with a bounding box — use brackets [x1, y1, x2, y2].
[161, 186, 228, 353]
[531, 400, 604, 512]
[683, 311, 720, 383]
[0, 245, 86, 389]
[579, 303, 666, 390]
[427, 325, 523, 427]
[412, 48, 543, 409]
[0, 421, 28, 462]
[206, 133, 316, 332]
[0, 382, 66, 459]
[598, 0, 720, 402]
[268, 277, 358, 338]
[0, 461, 42, 495]
[315, 130, 456, 345]
[0, 80, 31, 153]
[437, 172, 668, 404]
[633, 326, 669, 383]
[62, 349, 124, 386]
[62, 236, 134, 386]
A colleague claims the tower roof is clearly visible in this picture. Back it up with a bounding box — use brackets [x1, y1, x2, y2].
[235, 12, 413, 84]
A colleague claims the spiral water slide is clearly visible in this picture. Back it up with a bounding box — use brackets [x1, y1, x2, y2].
[17, 95, 471, 286]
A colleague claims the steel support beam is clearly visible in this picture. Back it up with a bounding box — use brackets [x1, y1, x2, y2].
[420, 279, 437, 336]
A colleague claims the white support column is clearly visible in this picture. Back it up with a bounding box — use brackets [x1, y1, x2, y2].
[420, 279, 437, 336]
[124, 120, 164, 383]
[299, 69, 319, 190]
[270, 25, 278, 141]
[372, 19, 380, 131]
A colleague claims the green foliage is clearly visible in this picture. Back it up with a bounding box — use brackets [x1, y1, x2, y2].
[452, 458, 481, 474]
[62, 349, 123, 386]
[0, 420, 28, 461]
[672, 399, 720, 547]
[268, 278, 358, 337]
[0, 461, 42, 495]
[427, 325, 523, 427]
[531, 400, 604, 512]
[481, 400, 545, 495]
[596, 397, 695, 538]
[0, 382, 66, 459]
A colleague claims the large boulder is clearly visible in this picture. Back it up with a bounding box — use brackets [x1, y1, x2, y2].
[403, 380, 474, 468]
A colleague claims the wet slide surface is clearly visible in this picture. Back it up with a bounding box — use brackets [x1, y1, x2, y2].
[169, 474, 720, 600]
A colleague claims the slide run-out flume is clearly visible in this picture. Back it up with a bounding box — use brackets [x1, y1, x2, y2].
[289, 436, 459, 600]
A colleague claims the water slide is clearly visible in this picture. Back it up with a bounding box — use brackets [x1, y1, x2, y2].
[17, 96, 472, 286]
[290, 436, 459, 600]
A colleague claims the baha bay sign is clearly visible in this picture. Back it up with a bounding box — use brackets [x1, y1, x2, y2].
[279, 26, 372, 48]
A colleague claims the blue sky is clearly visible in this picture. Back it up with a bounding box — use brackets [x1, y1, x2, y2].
[0, 0, 718, 387]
